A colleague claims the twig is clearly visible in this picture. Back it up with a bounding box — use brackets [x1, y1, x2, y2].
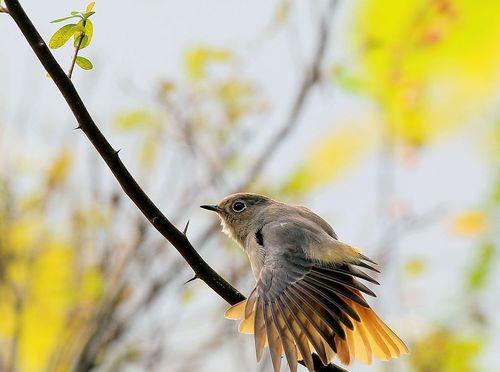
[67, 19, 86, 79]
[2, 1, 344, 371]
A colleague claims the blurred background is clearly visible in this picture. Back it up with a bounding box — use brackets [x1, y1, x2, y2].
[0, 0, 499, 371]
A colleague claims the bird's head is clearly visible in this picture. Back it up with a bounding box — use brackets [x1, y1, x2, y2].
[201, 193, 271, 243]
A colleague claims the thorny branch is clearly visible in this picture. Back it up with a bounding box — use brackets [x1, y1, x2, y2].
[2, 0, 344, 371]
[4, 0, 244, 327]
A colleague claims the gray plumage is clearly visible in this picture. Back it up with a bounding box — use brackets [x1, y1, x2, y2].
[201, 193, 408, 372]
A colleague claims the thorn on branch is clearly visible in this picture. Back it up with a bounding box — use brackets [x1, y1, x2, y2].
[183, 220, 190, 235]
[74, 125, 82, 130]
[184, 275, 198, 285]
[113, 149, 121, 157]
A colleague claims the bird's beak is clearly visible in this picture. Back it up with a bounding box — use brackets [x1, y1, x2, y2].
[200, 204, 221, 213]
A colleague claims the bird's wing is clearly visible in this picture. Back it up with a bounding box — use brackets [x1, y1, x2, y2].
[225, 219, 408, 372]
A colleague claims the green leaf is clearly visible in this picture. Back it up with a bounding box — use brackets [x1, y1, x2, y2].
[467, 241, 496, 292]
[75, 56, 93, 70]
[50, 15, 82, 23]
[82, 11, 95, 19]
[74, 19, 93, 49]
[70, 11, 80, 15]
[49, 24, 77, 49]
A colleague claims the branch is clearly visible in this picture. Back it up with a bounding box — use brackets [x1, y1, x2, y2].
[4, 0, 244, 306]
[3, 1, 344, 371]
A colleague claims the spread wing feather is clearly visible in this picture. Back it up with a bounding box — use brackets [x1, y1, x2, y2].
[224, 220, 408, 371]
[276, 297, 314, 371]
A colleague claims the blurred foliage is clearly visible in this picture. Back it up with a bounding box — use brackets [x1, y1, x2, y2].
[404, 258, 426, 278]
[114, 109, 163, 169]
[467, 241, 495, 293]
[114, 44, 267, 175]
[451, 210, 488, 236]
[0, 150, 105, 371]
[280, 124, 376, 196]
[410, 329, 483, 372]
[184, 46, 232, 83]
[351, 0, 500, 146]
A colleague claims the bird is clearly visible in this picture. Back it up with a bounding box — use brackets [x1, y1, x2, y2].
[201, 193, 408, 372]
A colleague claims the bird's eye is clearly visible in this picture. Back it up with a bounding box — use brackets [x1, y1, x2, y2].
[232, 201, 246, 212]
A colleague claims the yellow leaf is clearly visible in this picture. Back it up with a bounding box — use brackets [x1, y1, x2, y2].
[451, 211, 487, 236]
[0, 289, 16, 336]
[114, 109, 161, 131]
[217, 78, 255, 122]
[181, 288, 195, 303]
[0, 215, 104, 371]
[47, 149, 72, 188]
[274, 1, 290, 24]
[80, 266, 103, 302]
[20, 193, 44, 211]
[184, 46, 231, 82]
[6, 218, 42, 254]
[404, 258, 426, 277]
[410, 329, 482, 372]
[14, 242, 74, 371]
[218, 79, 253, 103]
[140, 136, 157, 169]
[281, 123, 376, 196]
[86, 1, 95, 12]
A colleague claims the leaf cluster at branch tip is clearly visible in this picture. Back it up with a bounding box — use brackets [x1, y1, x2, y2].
[49, 2, 96, 72]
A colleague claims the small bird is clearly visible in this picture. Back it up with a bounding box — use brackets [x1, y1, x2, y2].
[201, 193, 408, 372]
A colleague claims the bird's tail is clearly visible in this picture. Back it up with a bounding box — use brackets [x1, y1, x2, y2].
[225, 284, 407, 368]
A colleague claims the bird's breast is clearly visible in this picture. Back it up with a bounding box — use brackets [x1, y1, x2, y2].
[244, 234, 265, 280]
